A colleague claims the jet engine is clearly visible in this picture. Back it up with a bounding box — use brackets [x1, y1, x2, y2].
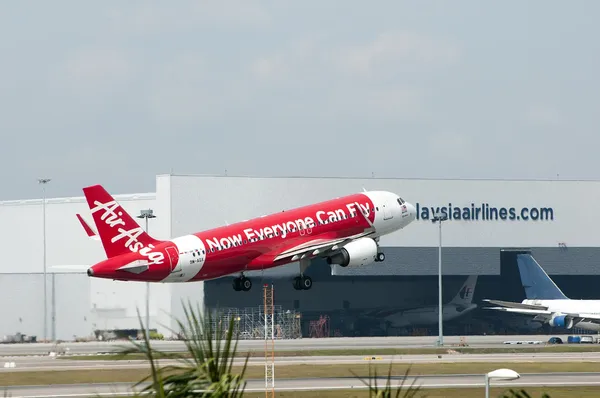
[549, 313, 574, 329]
[326, 237, 378, 267]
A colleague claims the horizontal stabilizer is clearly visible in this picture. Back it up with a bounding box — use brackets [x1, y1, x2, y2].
[117, 260, 149, 274]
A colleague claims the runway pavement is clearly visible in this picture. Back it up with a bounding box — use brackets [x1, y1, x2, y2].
[2, 351, 600, 372]
[0, 334, 570, 356]
[3, 372, 600, 397]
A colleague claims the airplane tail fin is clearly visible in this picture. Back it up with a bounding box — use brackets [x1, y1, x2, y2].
[449, 275, 478, 305]
[516, 253, 568, 300]
[82, 184, 162, 258]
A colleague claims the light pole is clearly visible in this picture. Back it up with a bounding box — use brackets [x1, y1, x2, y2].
[136, 209, 155, 339]
[485, 368, 520, 398]
[38, 178, 51, 342]
[431, 211, 447, 347]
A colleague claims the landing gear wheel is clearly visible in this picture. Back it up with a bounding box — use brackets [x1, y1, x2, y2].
[241, 277, 252, 291]
[232, 276, 252, 291]
[301, 276, 312, 290]
[376, 252, 385, 262]
[293, 275, 312, 290]
[232, 278, 241, 291]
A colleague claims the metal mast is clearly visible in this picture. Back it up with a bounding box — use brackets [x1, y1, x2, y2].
[263, 283, 275, 397]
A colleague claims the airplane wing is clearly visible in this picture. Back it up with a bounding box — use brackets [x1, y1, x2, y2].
[482, 299, 549, 311]
[273, 229, 375, 262]
[272, 201, 376, 262]
[484, 305, 600, 326]
[484, 307, 552, 315]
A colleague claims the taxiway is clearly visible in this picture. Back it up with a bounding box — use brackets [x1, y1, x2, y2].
[0, 334, 570, 356]
[2, 351, 600, 372]
[2, 372, 600, 397]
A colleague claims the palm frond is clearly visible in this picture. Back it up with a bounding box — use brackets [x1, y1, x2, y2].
[350, 362, 423, 397]
[499, 389, 551, 398]
[117, 300, 248, 397]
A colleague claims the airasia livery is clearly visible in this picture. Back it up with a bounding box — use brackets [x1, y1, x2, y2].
[81, 185, 416, 291]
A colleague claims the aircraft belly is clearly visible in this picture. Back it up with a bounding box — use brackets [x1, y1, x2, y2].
[161, 235, 206, 282]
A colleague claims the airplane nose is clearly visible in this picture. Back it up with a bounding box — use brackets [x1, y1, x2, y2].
[87, 268, 94, 277]
[405, 202, 417, 220]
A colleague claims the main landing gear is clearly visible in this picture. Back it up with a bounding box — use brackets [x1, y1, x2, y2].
[293, 275, 312, 290]
[232, 274, 252, 291]
[293, 257, 313, 290]
[375, 251, 385, 262]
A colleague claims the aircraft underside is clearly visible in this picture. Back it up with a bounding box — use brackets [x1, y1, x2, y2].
[231, 239, 386, 291]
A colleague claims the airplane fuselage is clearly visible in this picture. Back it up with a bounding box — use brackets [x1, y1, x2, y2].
[522, 299, 600, 332]
[384, 304, 478, 328]
[523, 299, 600, 332]
[87, 190, 416, 286]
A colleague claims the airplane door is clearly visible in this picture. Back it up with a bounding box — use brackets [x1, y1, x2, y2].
[383, 203, 393, 220]
[165, 246, 181, 273]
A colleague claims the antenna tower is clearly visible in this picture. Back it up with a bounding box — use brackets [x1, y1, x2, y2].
[264, 283, 275, 397]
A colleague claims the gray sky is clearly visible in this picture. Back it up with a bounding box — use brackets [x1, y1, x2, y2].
[1, 1, 598, 200]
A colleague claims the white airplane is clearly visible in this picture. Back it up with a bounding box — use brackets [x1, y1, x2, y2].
[483, 253, 600, 332]
[365, 275, 478, 329]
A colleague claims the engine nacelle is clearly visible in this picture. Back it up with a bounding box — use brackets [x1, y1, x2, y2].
[326, 237, 378, 268]
[549, 313, 574, 329]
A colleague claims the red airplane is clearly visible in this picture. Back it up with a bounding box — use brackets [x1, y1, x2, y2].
[80, 185, 416, 291]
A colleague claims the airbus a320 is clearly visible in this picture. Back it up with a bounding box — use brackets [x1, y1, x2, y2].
[78, 185, 417, 291]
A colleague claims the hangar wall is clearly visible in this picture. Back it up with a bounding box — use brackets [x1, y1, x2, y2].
[2, 174, 599, 340]
[163, 174, 600, 277]
[162, 174, 600, 337]
[0, 191, 175, 341]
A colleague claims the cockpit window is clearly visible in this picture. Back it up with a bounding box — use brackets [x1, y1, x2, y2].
[397, 198, 405, 205]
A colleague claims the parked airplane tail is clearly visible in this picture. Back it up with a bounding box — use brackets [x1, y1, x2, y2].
[516, 253, 568, 300]
[449, 275, 478, 306]
[82, 184, 163, 259]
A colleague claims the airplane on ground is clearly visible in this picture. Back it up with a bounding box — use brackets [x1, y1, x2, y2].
[74, 185, 416, 291]
[483, 253, 600, 332]
[362, 275, 478, 329]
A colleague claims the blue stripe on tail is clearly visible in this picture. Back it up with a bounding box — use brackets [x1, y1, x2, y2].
[516, 254, 568, 300]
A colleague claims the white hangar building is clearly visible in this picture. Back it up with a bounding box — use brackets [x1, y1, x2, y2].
[0, 174, 596, 341]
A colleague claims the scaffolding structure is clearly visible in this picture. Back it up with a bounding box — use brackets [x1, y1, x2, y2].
[264, 283, 275, 398]
[208, 305, 301, 340]
[309, 315, 330, 338]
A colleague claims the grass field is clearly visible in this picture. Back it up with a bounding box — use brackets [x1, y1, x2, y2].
[1, 361, 598, 386]
[56, 344, 600, 360]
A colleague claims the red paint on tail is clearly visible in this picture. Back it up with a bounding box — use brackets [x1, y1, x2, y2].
[82, 185, 163, 259]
